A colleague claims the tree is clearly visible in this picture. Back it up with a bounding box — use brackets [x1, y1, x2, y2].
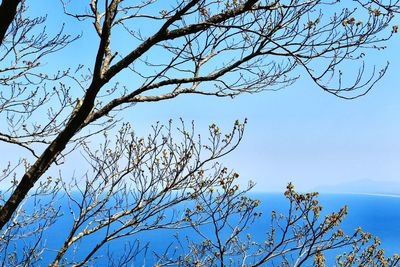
[0, 0, 399, 265]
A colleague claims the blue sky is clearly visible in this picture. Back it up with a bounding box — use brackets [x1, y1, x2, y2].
[122, 38, 400, 192]
[14, 1, 400, 193]
[128, 58, 400, 192]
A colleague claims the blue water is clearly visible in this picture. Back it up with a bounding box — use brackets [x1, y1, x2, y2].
[7, 193, 400, 266]
[316, 193, 400, 256]
[254, 193, 400, 256]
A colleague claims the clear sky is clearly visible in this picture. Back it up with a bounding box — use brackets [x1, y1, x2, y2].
[127, 51, 400, 192]
[109, 14, 400, 193]
[11, 1, 400, 193]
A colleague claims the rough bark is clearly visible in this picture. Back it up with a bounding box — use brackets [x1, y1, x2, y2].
[0, 0, 21, 43]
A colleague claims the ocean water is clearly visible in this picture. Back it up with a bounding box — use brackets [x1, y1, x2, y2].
[8, 193, 400, 266]
[124, 193, 400, 265]
[313, 193, 400, 256]
[254, 193, 400, 255]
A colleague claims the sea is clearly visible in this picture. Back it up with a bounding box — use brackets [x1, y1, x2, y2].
[7, 193, 400, 266]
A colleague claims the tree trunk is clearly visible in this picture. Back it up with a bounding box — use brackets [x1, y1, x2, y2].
[0, 0, 21, 43]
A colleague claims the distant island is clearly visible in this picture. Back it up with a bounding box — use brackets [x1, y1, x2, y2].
[314, 179, 400, 196]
